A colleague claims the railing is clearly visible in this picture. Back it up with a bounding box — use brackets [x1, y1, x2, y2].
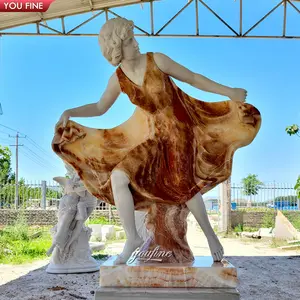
[0, 180, 109, 210]
[1, 180, 299, 211]
[231, 182, 300, 210]
[0, 180, 61, 209]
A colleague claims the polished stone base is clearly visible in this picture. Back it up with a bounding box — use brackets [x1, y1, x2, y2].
[99, 256, 237, 288]
[94, 287, 240, 300]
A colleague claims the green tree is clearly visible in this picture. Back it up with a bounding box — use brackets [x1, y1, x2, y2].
[285, 124, 299, 137]
[0, 145, 15, 183]
[0, 144, 63, 208]
[241, 174, 264, 207]
[285, 124, 300, 200]
[294, 177, 300, 199]
[46, 187, 62, 199]
[0, 183, 63, 208]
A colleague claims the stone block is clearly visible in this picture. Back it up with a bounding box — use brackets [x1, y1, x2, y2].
[116, 230, 126, 240]
[101, 225, 116, 241]
[99, 256, 238, 288]
[89, 224, 103, 242]
[275, 210, 299, 240]
[95, 287, 240, 300]
[258, 227, 274, 238]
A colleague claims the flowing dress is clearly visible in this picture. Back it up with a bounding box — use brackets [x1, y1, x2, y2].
[52, 52, 261, 209]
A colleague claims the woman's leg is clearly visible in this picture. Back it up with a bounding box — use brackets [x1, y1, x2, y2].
[186, 192, 224, 261]
[111, 169, 143, 264]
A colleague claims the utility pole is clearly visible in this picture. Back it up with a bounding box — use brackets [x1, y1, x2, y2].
[9, 132, 25, 209]
[219, 176, 232, 233]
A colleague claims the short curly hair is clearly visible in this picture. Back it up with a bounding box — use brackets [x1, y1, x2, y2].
[98, 17, 134, 66]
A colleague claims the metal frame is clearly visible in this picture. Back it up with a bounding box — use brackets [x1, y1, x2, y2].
[0, 0, 300, 38]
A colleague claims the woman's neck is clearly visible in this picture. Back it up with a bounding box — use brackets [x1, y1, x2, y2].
[121, 52, 144, 71]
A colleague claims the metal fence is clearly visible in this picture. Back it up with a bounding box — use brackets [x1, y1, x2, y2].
[1, 180, 299, 211]
[0, 180, 61, 209]
[231, 182, 300, 210]
[0, 180, 109, 210]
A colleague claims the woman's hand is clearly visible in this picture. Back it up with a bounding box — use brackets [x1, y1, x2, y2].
[55, 110, 71, 130]
[229, 88, 248, 103]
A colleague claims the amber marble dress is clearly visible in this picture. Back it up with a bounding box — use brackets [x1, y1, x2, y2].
[53, 52, 261, 209]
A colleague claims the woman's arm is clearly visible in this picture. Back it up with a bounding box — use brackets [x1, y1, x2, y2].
[56, 73, 121, 127]
[154, 52, 247, 102]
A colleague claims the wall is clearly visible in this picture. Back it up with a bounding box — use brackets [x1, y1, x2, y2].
[231, 211, 268, 228]
[1, 209, 298, 229]
[231, 210, 300, 229]
[0, 209, 120, 226]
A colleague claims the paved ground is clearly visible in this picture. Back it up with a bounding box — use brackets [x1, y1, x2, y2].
[1, 225, 300, 300]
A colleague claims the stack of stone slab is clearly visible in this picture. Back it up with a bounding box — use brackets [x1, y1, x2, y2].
[95, 256, 240, 300]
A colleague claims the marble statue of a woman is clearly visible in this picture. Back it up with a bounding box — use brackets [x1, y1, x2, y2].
[46, 164, 99, 273]
[53, 17, 261, 265]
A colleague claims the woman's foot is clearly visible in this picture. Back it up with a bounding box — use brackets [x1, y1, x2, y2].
[207, 234, 224, 262]
[114, 235, 144, 265]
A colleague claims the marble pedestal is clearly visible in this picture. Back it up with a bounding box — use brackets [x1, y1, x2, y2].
[95, 287, 240, 300]
[46, 257, 100, 274]
[46, 227, 101, 274]
[95, 256, 239, 300]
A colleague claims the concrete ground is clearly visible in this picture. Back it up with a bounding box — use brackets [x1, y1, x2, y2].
[0, 226, 300, 300]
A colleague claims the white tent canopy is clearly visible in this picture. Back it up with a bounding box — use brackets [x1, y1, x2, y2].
[0, 0, 299, 38]
[0, 0, 152, 31]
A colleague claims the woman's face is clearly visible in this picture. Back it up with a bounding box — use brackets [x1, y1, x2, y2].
[122, 30, 140, 59]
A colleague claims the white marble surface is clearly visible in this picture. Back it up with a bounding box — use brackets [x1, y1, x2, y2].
[95, 287, 240, 300]
[46, 226, 100, 274]
[46, 165, 99, 274]
[46, 258, 100, 274]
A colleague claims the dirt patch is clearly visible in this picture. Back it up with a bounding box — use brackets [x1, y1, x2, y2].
[230, 256, 300, 300]
[0, 256, 300, 300]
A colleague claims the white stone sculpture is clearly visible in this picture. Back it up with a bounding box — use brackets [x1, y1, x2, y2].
[46, 164, 99, 274]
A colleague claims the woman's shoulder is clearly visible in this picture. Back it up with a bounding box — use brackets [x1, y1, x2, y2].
[149, 52, 166, 63]
[151, 52, 171, 74]
[152, 52, 169, 59]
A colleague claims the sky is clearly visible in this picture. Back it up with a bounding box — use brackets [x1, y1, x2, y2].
[0, 0, 300, 198]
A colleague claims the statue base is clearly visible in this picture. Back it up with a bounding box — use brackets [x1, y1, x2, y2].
[46, 224, 101, 274]
[99, 256, 237, 288]
[46, 257, 100, 274]
[94, 287, 240, 300]
[96, 256, 239, 299]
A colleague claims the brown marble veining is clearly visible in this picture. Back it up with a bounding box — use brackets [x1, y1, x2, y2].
[52, 52, 261, 263]
[99, 256, 238, 288]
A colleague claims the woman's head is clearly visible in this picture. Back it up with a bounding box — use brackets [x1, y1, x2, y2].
[98, 17, 139, 66]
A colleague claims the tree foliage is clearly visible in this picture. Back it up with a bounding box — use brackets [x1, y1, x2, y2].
[0, 145, 15, 183]
[241, 174, 264, 196]
[0, 183, 63, 208]
[294, 177, 300, 199]
[285, 124, 300, 199]
[0, 144, 62, 207]
[285, 124, 299, 136]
